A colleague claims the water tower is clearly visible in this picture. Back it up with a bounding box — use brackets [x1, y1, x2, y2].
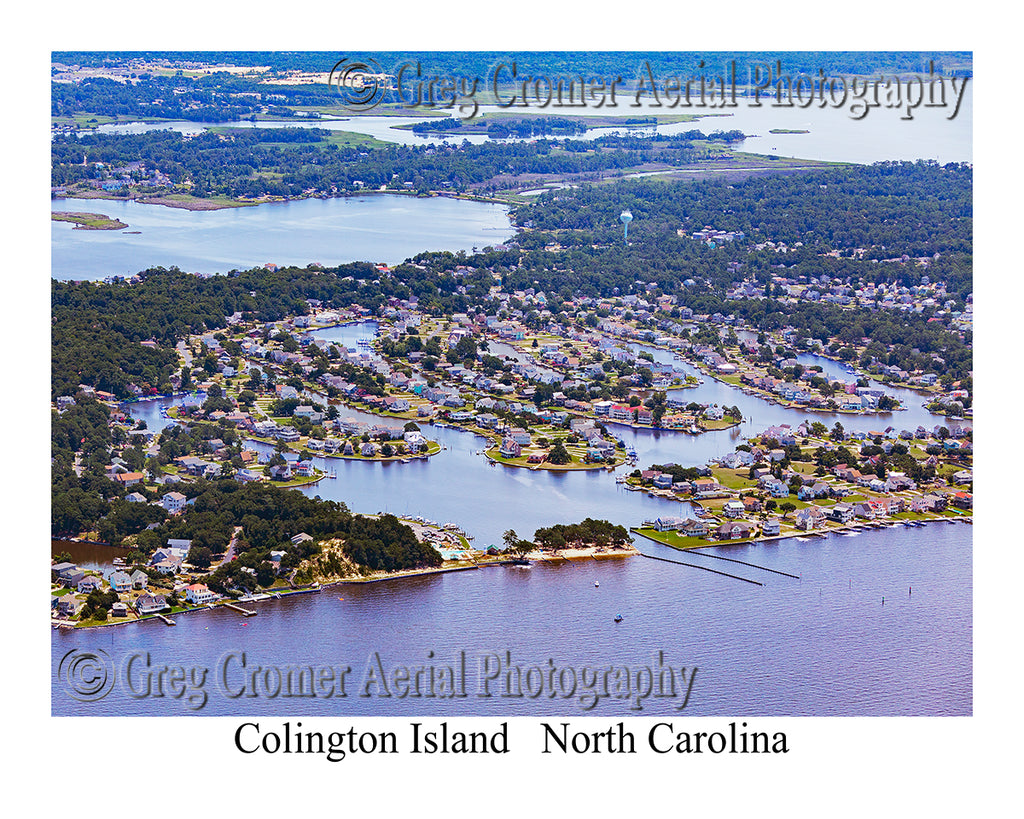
[620, 210, 633, 243]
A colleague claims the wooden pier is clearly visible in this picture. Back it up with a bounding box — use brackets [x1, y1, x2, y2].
[223, 602, 256, 617]
[640, 552, 763, 587]
[155, 613, 175, 626]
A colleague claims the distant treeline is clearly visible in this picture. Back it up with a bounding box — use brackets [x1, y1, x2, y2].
[54, 51, 973, 79]
[52, 128, 727, 196]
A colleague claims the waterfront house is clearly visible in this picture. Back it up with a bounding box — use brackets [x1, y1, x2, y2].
[716, 522, 753, 540]
[52, 562, 78, 582]
[57, 598, 79, 617]
[135, 593, 169, 615]
[130, 569, 149, 590]
[185, 584, 218, 606]
[794, 508, 819, 531]
[653, 473, 674, 489]
[499, 438, 522, 458]
[852, 502, 875, 520]
[268, 463, 292, 480]
[653, 517, 686, 531]
[950, 491, 973, 509]
[829, 504, 855, 523]
[111, 602, 129, 618]
[679, 519, 710, 537]
[762, 519, 781, 536]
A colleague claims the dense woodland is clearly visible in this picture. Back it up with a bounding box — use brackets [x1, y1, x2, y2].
[51, 160, 973, 398]
[51, 399, 441, 577]
[51, 128, 745, 196]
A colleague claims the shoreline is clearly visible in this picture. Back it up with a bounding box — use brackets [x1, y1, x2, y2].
[631, 512, 971, 552]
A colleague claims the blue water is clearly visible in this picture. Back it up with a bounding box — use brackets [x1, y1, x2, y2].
[51, 194, 515, 281]
[51, 522, 971, 716]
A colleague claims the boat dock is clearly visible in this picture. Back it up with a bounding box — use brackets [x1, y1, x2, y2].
[222, 602, 257, 617]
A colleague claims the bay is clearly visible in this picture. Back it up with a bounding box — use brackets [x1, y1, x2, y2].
[51, 194, 515, 281]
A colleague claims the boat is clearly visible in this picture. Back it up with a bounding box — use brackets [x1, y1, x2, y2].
[614, 614, 623, 623]
[594, 581, 600, 587]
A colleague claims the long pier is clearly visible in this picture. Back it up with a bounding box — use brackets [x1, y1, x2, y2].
[222, 602, 257, 617]
[640, 553, 763, 587]
[688, 550, 800, 579]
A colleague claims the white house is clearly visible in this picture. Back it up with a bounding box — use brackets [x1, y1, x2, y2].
[185, 584, 218, 606]
[162, 491, 187, 514]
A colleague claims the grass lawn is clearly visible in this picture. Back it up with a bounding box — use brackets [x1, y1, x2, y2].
[632, 528, 709, 550]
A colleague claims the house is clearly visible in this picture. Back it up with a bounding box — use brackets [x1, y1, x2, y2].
[52, 562, 79, 583]
[679, 519, 710, 537]
[653, 517, 686, 531]
[268, 463, 293, 480]
[57, 597, 79, 617]
[135, 593, 169, 615]
[110, 602, 129, 618]
[107, 570, 132, 593]
[716, 522, 753, 540]
[653, 473, 674, 489]
[829, 504, 855, 523]
[722, 500, 746, 518]
[77, 575, 103, 594]
[852, 502, 875, 520]
[742, 497, 762, 513]
[162, 491, 187, 513]
[115, 472, 145, 488]
[499, 438, 522, 458]
[185, 583, 218, 606]
[950, 491, 973, 509]
[152, 559, 179, 576]
[762, 519, 781, 536]
[795, 507, 825, 530]
[130, 569, 149, 590]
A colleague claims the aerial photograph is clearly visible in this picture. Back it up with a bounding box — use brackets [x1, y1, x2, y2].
[50, 50, 973, 723]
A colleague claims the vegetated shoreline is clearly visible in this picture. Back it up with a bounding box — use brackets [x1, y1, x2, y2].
[51, 211, 128, 230]
[631, 511, 971, 552]
[53, 543, 640, 629]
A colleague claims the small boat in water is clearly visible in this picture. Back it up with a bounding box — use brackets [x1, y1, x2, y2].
[595, 581, 600, 587]
[614, 614, 623, 623]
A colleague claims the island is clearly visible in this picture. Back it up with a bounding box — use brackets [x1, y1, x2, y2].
[51, 211, 128, 230]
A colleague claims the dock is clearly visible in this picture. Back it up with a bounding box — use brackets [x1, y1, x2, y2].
[222, 602, 257, 617]
[155, 613, 176, 626]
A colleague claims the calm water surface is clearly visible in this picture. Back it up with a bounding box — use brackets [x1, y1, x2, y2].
[51, 195, 514, 281]
[51, 523, 971, 716]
